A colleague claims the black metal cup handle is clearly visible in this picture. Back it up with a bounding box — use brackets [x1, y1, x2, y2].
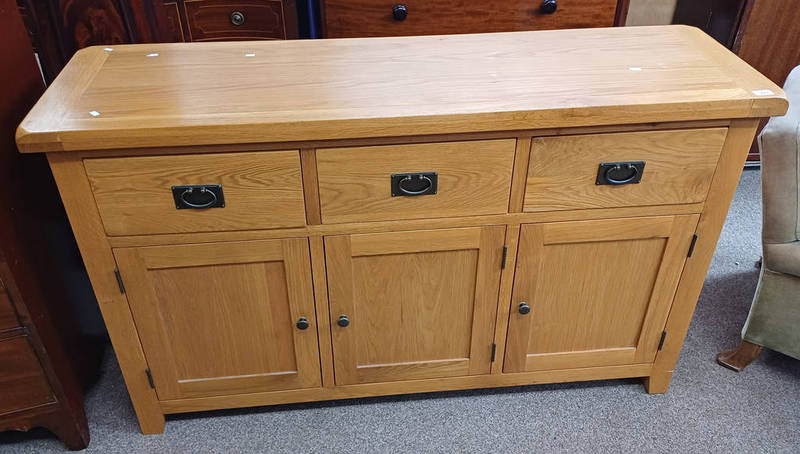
[180, 187, 218, 209]
[398, 175, 433, 195]
[604, 164, 640, 185]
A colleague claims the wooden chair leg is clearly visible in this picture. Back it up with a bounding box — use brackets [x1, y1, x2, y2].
[717, 340, 762, 372]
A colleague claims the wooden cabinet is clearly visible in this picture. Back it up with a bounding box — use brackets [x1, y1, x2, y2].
[16, 0, 299, 83]
[325, 227, 505, 384]
[17, 28, 787, 434]
[183, 0, 298, 41]
[504, 216, 698, 372]
[321, 0, 628, 38]
[114, 238, 320, 399]
[0, 335, 56, 415]
[1, 1, 95, 448]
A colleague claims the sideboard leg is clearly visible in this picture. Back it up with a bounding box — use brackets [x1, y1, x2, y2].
[643, 369, 673, 394]
[717, 340, 762, 372]
[47, 153, 166, 435]
[649, 119, 760, 388]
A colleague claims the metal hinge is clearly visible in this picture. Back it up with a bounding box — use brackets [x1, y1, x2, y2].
[491, 343, 497, 362]
[687, 234, 698, 257]
[114, 269, 126, 294]
[145, 368, 155, 388]
[658, 331, 667, 351]
[501, 246, 508, 269]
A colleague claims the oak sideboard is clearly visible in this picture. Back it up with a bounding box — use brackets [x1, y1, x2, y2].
[16, 26, 787, 434]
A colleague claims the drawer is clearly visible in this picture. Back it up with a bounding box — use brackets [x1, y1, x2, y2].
[0, 279, 20, 332]
[0, 335, 54, 414]
[316, 139, 516, 224]
[184, 0, 293, 41]
[322, 0, 618, 38]
[85, 151, 307, 236]
[523, 128, 728, 212]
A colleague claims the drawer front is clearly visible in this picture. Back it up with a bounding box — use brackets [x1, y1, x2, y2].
[85, 151, 307, 236]
[323, 0, 618, 38]
[316, 140, 516, 224]
[523, 128, 728, 212]
[0, 335, 54, 414]
[185, 0, 289, 41]
[0, 279, 19, 332]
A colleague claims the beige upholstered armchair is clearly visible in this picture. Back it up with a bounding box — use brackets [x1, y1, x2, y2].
[718, 66, 800, 371]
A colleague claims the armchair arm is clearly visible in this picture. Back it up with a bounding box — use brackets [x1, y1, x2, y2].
[759, 65, 800, 276]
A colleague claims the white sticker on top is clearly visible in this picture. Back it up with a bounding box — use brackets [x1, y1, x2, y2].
[752, 89, 775, 96]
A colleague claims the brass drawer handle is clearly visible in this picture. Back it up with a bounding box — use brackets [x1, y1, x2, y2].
[230, 11, 245, 26]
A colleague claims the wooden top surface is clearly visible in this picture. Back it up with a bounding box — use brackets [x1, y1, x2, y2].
[17, 26, 788, 153]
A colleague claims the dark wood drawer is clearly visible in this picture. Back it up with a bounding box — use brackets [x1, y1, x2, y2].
[184, 0, 297, 41]
[0, 335, 54, 414]
[322, 0, 620, 38]
[0, 279, 19, 332]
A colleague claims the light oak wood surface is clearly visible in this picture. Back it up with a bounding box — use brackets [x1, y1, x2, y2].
[325, 227, 504, 384]
[46, 154, 165, 434]
[646, 118, 761, 393]
[114, 238, 321, 400]
[159, 363, 654, 414]
[84, 151, 306, 235]
[504, 216, 697, 373]
[317, 140, 515, 223]
[20, 26, 786, 433]
[16, 26, 786, 153]
[524, 128, 727, 211]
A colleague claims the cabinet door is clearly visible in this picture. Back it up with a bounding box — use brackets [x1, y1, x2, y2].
[326, 227, 505, 385]
[504, 216, 698, 373]
[114, 238, 320, 400]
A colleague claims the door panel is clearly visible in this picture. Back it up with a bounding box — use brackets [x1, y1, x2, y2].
[114, 238, 320, 399]
[504, 215, 698, 373]
[326, 227, 505, 385]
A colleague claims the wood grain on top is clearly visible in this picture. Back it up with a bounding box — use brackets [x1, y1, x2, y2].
[16, 25, 788, 153]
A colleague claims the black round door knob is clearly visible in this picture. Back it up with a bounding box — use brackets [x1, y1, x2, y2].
[392, 4, 408, 21]
[540, 0, 557, 14]
[230, 11, 245, 26]
[296, 317, 309, 330]
[337, 315, 350, 327]
[518, 302, 531, 315]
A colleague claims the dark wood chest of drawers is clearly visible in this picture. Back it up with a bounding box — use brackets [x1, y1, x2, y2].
[17, 0, 299, 82]
[1, 1, 94, 448]
[321, 0, 629, 37]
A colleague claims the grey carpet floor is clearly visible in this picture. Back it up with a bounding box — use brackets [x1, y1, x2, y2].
[2, 168, 799, 453]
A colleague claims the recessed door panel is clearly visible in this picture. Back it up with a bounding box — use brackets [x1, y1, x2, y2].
[504, 215, 699, 373]
[114, 238, 320, 399]
[326, 227, 505, 384]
